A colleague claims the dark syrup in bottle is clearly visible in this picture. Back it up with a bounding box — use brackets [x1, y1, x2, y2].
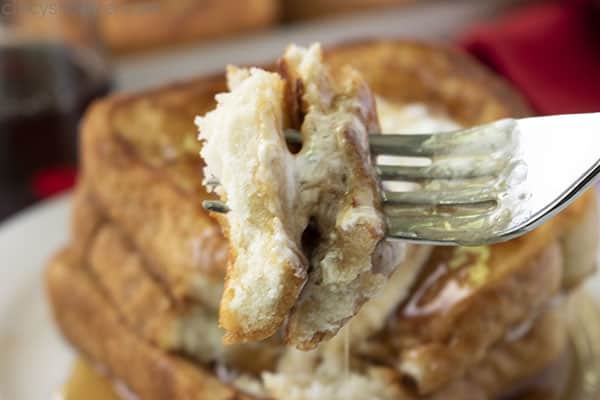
[0, 42, 111, 219]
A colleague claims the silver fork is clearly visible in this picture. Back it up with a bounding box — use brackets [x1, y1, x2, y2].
[203, 113, 600, 246]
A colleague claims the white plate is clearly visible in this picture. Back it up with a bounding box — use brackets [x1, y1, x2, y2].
[0, 193, 598, 400]
[0, 194, 73, 400]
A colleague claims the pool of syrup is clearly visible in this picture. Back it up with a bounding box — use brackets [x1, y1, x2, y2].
[60, 359, 120, 400]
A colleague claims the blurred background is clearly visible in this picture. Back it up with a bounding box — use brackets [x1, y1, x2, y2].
[0, 0, 598, 221]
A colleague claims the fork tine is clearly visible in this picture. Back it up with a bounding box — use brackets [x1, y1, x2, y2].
[377, 148, 515, 179]
[202, 200, 230, 213]
[284, 129, 437, 156]
[372, 119, 516, 156]
[368, 134, 435, 156]
[420, 176, 500, 191]
[284, 120, 517, 157]
[419, 119, 517, 154]
[284, 129, 433, 157]
[383, 201, 497, 217]
[378, 165, 435, 180]
[383, 187, 497, 205]
[387, 211, 507, 244]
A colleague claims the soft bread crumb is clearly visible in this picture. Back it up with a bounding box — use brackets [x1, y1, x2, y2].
[197, 43, 397, 348]
[261, 344, 404, 400]
[197, 67, 307, 342]
[262, 365, 402, 400]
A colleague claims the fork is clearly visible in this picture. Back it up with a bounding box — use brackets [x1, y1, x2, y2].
[203, 113, 600, 246]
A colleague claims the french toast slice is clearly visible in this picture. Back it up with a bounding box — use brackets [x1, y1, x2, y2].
[46, 249, 252, 400]
[427, 306, 568, 400]
[88, 224, 222, 355]
[71, 183, 221, 355]
[359, 191, 597, 395]
[47, 247, 570, 400]
[87, 222, 285, 368]
[80, 83, 230, 307]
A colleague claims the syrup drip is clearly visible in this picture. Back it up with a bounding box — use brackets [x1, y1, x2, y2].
[59, 359, 121, 400]
[343, 322, 351, 377]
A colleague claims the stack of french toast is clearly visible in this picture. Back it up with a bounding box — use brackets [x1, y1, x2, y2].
[17, 0, 279, 53]
[46, 40, 599, 400]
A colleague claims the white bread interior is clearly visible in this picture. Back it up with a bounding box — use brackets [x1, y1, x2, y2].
[197, 43, 398, 349]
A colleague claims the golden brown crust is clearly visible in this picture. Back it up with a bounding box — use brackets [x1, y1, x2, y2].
[428, 307, 567, 400]
[217, 211, 307, 345]
[323, 39, 532, 122]
[71, 184, 183, 349]
[398, 241, 563, 394]
[70, 184, 105, 265]
[70, 192, 280, 364]
[81, 92, 228, 306]
[46, 248, 253, 400]
[458, 307, 567, 400]
[88, 224, 183, 349]
[361, 190, 597, 395]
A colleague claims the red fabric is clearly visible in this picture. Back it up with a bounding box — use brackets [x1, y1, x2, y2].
[31, 167, 77, 199]
[461, 0, 600, 115]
